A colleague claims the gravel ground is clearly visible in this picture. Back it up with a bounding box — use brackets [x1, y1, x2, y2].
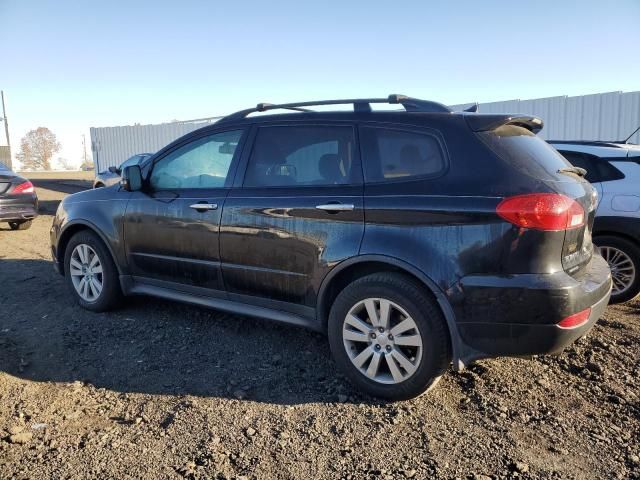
[0, 182, 638, 480]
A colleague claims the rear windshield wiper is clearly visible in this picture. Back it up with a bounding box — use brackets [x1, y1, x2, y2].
[558, 166, 587, 177]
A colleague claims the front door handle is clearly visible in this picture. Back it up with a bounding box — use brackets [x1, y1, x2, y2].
[189, 203, 218, 211]
[315, 203, 355, 212]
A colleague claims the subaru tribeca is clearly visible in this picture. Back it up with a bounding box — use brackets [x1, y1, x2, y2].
[50, 95, 612, 400]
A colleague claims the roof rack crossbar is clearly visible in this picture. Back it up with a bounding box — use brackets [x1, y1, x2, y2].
[218, 94, 452, 122]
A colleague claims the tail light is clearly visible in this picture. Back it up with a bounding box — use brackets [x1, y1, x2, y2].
[496, 193, 584, 231]
[13, 181, 35, 194]
[557, 308, 591, 329]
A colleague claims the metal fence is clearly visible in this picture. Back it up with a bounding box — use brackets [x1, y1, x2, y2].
[90, 91, 640, 174]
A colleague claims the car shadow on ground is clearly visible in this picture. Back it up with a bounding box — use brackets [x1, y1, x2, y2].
[31, 178, 91, 195]
[38, 199, 62, 215]
[0, 259, 375, 406]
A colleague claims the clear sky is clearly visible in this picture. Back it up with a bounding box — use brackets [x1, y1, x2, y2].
[1, 0, 639, 168]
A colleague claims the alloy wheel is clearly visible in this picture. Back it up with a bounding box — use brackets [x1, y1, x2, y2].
[69, 243, 104, 302]
[342, 298, 423, 384]
[600, 245, 636, 296]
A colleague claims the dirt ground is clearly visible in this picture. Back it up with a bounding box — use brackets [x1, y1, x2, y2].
[0, 180, 638, 480]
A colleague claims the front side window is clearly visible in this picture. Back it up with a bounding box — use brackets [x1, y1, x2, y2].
[360, 126, 446, 182]
[244, 126, 356, 187]
[150, 130, 243, 190]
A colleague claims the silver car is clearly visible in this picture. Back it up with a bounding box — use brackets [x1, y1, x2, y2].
[551, 138, 640, 303]
[93, 153, 152, 188]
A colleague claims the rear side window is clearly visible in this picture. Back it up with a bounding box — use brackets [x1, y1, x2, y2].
[559, 150, 625, 183]
[478, 125, 571, 177]
[359, 126, 445, 183]
[244, 126, 356, 187]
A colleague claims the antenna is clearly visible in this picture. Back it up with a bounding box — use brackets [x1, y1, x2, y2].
[623, 125, 640, 144]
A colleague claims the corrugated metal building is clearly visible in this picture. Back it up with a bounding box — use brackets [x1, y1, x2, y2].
[90, 117, 221, 172]
[0, 146, 10, 170]
[91, 91, 640, 173]
[450, 90, 640, 143]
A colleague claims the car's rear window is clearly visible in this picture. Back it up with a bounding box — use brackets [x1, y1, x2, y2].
[478, 125, 571, 177]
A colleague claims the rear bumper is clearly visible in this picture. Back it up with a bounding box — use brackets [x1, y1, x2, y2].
[0, 196, 38, 222]
[453, 254, 612, 361]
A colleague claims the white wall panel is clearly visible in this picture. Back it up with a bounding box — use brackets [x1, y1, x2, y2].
[452, 91, 639, 143]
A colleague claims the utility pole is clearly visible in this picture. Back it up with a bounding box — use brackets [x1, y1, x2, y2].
[82, 134, 87, 166]
[1, 90, 11, 170]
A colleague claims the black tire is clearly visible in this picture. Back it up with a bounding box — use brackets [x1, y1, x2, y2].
[64, 230, 122, 312]
[9, 220, 32, 230]
[94, 183, 104, 189]
[327, 273, 451, 401]
[595, 235, 640, 304]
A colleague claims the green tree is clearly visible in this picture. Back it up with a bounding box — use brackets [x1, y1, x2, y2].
[16, 127, 61, 170]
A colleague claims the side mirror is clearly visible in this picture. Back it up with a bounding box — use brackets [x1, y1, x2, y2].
[121, 165, 142, 192]
[108, 166, 119, 174]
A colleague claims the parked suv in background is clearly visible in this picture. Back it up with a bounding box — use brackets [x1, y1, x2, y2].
[51, 96, 611, 400]
[550, 140, 640, 303]
[93, 153, 153, 188]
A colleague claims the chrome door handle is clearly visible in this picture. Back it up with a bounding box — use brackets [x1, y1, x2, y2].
[315, 203, 355, 212]
[189, 203, 218, 211]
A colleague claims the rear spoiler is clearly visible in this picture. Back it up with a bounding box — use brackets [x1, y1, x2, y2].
[464, 114, 544, 134]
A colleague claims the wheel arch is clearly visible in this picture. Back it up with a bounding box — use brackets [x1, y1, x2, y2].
[593, 216, 640, 245]
[317, 254, 465, 369]
[57, 220, 122, 276]
[593, 230, 640, 248]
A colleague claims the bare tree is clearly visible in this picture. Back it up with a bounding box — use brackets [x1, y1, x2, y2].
[16, 127, 61, 170]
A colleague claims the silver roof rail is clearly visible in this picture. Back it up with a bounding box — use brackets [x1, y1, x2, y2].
[218, 94, 452, 123]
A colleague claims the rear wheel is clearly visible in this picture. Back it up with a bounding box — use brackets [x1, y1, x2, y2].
[8, 220, 32, 231]
[596, 235, 640, 304]
[327, 273, 450, 400]
[64, 231, 122, 312]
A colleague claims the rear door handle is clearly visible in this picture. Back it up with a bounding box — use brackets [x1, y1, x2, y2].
[189, 203, 218, 211]
[315, 203, 355, 212]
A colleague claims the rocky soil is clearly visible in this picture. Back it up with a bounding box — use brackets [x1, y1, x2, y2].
[0, 182, 638, 479]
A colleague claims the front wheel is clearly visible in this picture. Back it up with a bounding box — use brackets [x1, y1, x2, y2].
[596, 235, 640, 304]
[64, 231, 122, 312]
[328, 273, 451, 400]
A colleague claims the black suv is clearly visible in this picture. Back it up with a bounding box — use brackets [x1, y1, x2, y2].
[51, 95, 612, 400]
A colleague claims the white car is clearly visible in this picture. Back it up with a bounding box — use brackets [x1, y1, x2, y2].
[550, 138, 640, 303]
